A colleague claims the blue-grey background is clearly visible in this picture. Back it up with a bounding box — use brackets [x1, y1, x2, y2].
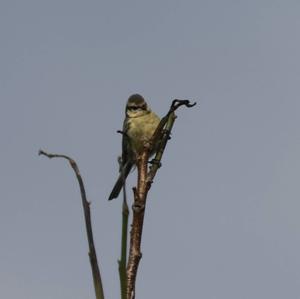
[1, 1, 300, 298]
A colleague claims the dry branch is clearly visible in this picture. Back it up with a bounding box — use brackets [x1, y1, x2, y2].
[118, 183, 129, 299]
[126, 100, 196, 299]
[39, 150, 105, 299]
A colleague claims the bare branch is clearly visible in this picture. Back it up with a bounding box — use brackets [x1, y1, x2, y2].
[126, 99, 196, 299]
[39, 149, 105, 299]
[147, 112, 176, 183]
[118, 159, 129, 299]
[126, 151, 149, 299]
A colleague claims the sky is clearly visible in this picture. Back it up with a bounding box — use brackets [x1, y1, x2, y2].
[1, 1, 300, 298]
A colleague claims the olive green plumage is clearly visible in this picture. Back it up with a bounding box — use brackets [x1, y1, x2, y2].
[108, 94, 160, 200]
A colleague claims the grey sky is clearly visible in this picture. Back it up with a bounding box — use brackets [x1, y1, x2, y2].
[1, 1, 300, 298]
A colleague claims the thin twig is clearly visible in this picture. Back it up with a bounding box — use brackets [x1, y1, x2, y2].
[118, 171, 129, 299]
[126, 99, 196, 299]
[39, 150, 105, 299]
[148, 111, 176, 183]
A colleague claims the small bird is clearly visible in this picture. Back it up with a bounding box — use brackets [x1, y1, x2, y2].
[108, 94, 160, 200]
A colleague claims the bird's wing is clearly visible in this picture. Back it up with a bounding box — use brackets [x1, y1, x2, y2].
[122, 117, 131, 166]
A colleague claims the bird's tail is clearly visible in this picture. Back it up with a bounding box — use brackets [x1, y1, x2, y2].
[108, 162, 133, 200]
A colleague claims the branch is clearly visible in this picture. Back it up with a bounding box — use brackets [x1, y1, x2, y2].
[126, 99, 196, 299]
[126, 151, 149, 299]
[147, 111, 176, 183]
[39, 150, 105, 299]
[118, 168, 129, 299]
[149, 99, 196, 158]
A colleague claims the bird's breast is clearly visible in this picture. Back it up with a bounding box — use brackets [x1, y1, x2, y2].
[127, 112, 160, 153]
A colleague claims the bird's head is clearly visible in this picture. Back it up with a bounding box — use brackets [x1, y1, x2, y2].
[126, 94, 151, 118]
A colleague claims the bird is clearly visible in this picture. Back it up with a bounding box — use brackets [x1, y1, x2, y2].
[108, 94, 160, 200]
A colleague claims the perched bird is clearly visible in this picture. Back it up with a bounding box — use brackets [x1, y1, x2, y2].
[108, 94, 160, 200]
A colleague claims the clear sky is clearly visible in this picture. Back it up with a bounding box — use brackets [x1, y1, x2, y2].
[1, 1, 300, 298]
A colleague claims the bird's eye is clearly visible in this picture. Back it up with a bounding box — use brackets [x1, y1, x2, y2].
[130, 106, 139, 110]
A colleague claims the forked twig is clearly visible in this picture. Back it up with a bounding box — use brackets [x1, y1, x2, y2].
[126, 99, 196, 299]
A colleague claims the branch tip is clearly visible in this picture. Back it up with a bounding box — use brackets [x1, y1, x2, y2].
[39, 148, 104, 299]
[171, 99, 197, 110]
[117, 130, 129, 137]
